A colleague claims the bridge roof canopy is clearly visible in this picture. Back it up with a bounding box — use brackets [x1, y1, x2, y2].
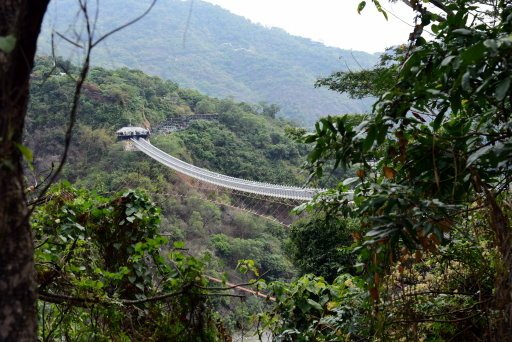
[116, 127, 149, 135]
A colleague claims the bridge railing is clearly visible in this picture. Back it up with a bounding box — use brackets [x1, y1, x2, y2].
[131, 138, 325, 201]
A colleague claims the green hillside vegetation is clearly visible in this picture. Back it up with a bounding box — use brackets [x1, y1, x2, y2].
[38, 0, 378, 125]
[3, 0, 510, 340]
[27, 57, 308, 287]
[33, 185, 228, 340]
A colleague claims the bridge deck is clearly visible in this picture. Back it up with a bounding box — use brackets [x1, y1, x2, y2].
[131, 138, 325, 200]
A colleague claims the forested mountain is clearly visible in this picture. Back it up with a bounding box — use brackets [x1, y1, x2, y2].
[4, 0, 509, 339]
[28, 57, 307, 284]
[38, 0, 378, 125]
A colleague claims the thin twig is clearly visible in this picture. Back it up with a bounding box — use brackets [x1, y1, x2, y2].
[92, 0, 157, 48]
[391, 312, 481, 324]
[39, 288, 186, 306]
[55, 31, 84, 48]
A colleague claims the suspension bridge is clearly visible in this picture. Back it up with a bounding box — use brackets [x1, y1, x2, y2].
[130, 137, 325, 201]
[118, 129, 336, 300]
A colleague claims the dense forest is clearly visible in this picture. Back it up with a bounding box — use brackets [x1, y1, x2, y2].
[27, 56, 310, 282]
[1, 0, 512, 340]
[37, 0, 378, 126]
[25, 57, 322, 338]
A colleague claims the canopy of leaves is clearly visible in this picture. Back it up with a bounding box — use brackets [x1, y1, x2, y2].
[298, 0, 512, 338]
[309, 0, 512, 270]
[34, 183, 227, 340]
[287, 213, 359, 282]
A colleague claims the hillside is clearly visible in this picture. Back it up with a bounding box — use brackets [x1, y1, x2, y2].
[38, 0, 378, 126]
[27, 57, 310, 286]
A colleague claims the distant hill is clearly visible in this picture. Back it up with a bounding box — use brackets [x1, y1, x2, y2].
[38, 0, 378, 126]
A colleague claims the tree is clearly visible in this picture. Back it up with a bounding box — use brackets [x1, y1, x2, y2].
[195, 99, 217, 114]
[33, 185, 226, 340]
[287, 213, 358, 282]
[305, 0, 512, 338]
[0, 1, 156, 338]
[0, 2, 51, 339]
[315, 46, 404, 99]
[258, 102, 280, 119]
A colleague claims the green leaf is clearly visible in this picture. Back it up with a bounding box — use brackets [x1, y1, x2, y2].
[440, 56, 455, 67]
[484, 39, 498, 51]
[432, 108, 448, 130]
[452, 28, 472, 36]
[342, 177, 359, 186]
[363, 125, 377, 152]
[14, 143, 33, 163]
[461, 71, 471, 92]
[0, 35, 16, 53]
[461, 42, 485, 65]
[370, 0, 387, 20]
[173, 241, 185, 249]
[308, 148, 322, 163]
[495, 77, 511, 101]
[357, 1, 366, 14]
[467, 145, 492, 166]
[307, 299, 323, 311]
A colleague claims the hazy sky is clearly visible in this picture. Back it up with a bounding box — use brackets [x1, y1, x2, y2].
[202, 0, 415, 53]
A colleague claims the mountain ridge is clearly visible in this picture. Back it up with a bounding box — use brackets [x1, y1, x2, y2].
[39, 0, 378, 125]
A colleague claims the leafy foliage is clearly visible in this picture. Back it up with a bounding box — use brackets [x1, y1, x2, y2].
[210, 233, 294, 281]
[287, 213, 359, 282]
[259, 274, 371, 341]
[299, 0, 512, 338]
[34, 183, 228, 340]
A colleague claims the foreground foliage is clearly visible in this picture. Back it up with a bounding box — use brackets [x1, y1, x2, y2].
[33, 184, 228, 341]
[259, 0, 512, 340]
[261, 225, 497, 341]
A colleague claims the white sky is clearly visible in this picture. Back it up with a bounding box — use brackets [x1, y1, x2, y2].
[202, 0, 415, 53]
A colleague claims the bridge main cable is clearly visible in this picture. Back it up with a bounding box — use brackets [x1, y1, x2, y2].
[131, 138, 324, 200]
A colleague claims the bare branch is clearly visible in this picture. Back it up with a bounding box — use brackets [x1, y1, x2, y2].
[92, 0, 157, 48]
[39, 286, 250, 306]
[39, 289, 184, 306]
[391, 312, 482, 324]
[54, 31, 84, 49]
[26, 0, 157, 218]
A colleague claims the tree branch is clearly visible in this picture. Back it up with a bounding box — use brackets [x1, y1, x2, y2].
[39, 288, 186, 306]
[92, 0, 157, 48]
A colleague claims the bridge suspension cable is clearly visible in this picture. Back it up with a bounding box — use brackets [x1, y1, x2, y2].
[130, 138, 325, 201]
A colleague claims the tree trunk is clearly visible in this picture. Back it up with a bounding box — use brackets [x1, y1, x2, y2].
[474, 170, 512, 341]
[486, 190, 512, 341]
[0, 1, 50, 340]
